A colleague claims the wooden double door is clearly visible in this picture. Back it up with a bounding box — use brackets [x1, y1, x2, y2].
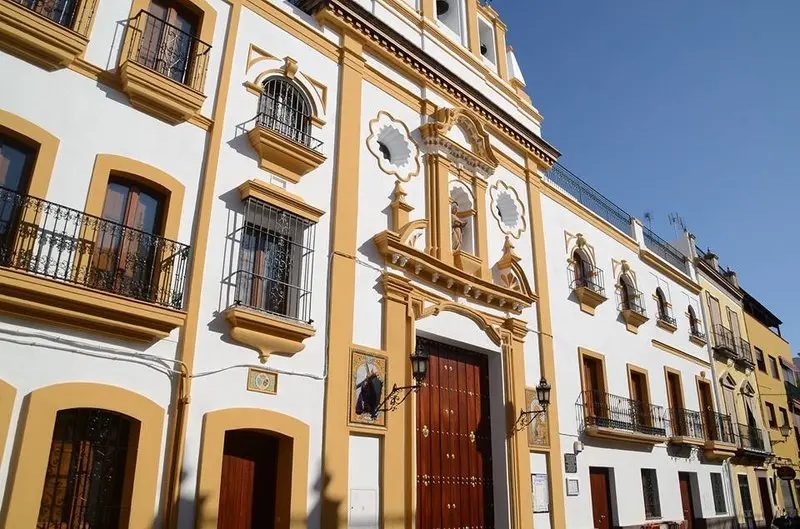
[416, 337, 494, 529]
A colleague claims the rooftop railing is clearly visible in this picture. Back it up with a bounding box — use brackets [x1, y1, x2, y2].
[577, 390, 667, 438]
[0, 185, 189, 309]
[544, 163, 633, 236]
[126, 9, 211, 92]
[643, 226, 689, 274]
[7, 0, 97, 34]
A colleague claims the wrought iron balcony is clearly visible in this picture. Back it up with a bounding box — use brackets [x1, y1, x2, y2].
[126, 9, 211, 92]
[6, 0, 95, 33]
[711, 324, 739, 359]
[669, 408, 705, 441]
[657, 307, 677, 328]
[702, 410, 737, 445]
[690, 327, 707, 343]
[619, 288, 647, 317]
[577, 390, 667, 440]
[736, 337, 754, 367]
[569, 260, 606, 297]
[0, 186, 189, 309]
[736, 422, 768, 453]
[253, 106, 323, 153]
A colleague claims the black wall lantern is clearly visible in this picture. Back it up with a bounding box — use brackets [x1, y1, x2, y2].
[376, 341, 430, 413]
[514, 376, 551, 431]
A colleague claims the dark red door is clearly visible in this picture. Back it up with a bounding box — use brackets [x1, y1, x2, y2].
[218, 430, 279, 529]
[589, 467, 612, 529]
[416, 337, 493, 529]
[679, 473, 695, 529]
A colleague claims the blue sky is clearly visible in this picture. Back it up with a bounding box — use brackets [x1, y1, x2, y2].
[493, 1, 799, 350]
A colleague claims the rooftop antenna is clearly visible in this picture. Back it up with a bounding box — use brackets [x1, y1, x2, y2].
[668, 212, 687, 239]
[643, 211, 653, 229]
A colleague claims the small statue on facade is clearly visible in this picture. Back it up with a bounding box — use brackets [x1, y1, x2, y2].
[451, 201, 468, 252]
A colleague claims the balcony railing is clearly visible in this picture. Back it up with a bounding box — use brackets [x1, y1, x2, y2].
[642, 226, 689, 274]
[568, 260, 606, 297]
[737, 337, 754, 366]
[577, 390, 667, 438]
[669, 408, 705, 440]
[253, 104, 324, 153]
[0, 186, 189, 309]
[736, 423, 767, 453]
[657, 306, 677, 328]
[690, 326, 707, 342]
[126, 9, 211, 92]
[711, 324, 738, 358]
[619, 287, 647, 317]
[544, 163, 633, 236]
[702, 409, 737, 445]
[7, 0, 96, 34]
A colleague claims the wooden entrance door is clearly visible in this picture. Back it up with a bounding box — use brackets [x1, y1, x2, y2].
[667, 372, 685, 435]
[757, 476, 773, 528]
[416, 337, 493, 529]
[218, 430, 279, 529]
[698, 380, 717, 440]
[589, 467, 613, 529]
[678, 473, 695, 529]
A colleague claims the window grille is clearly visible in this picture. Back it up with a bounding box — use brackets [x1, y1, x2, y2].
[257, 77, 321, 151]
[640, 468, 661, 519]
[234, 197, 316, 323]
[710, 473, 727, 514]
[37, 408, 132, 529]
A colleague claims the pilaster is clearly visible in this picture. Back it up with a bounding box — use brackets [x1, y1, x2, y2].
[473, 176, 491, 279]
[465, 0, 480, 55]
[493, 19, 509, 80]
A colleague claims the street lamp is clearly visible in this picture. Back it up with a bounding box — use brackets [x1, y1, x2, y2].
[514, 376, 551, 431]
[770, 421, 793, 445]
[376, 342, 430, 413]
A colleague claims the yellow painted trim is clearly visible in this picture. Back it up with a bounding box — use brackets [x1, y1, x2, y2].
[465, 0, 480, 55]
[162, 3, 242, 527]
[651, 339, 712, 369]
[541, 181, 639, 252]
[1, 382, 164, 529]
[246, 125, 327, 182]
[0, 380, 17, 470]
[656, 317, 678, 333]
[195, 408, 310, 529]
[627, 363, 653, 409]
[238, 179, 325, 222]
[321, 29, 366, 528]
[664, 366, 685, 417]
[85, 154, 186, 242]
[640, 248, 701, 295]
[0, 108, 59, 200]
[526, 174, 565, 528]
[244, 0, 339, 61]
[493, 19, 508, 80]
[0, 0, 90, 70]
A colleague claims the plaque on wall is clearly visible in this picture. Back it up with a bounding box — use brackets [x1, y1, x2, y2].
[246, 368, 278, 395]
[566, 478, 579, 496]
[531, 474, 549, 513]
[564, 453, 577, 474]
[349, 347, 388, 427]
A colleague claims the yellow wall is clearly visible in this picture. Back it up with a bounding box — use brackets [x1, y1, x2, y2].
[746, 310, 799, 515]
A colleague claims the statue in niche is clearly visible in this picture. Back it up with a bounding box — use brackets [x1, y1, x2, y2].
[451, 201, 469, 252]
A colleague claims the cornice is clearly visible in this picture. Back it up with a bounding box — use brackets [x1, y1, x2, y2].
[696, 258, 743, 301]
[296, 0, 560, 168]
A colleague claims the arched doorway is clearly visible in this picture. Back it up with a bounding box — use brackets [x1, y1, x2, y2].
[218, 429, 281, 529]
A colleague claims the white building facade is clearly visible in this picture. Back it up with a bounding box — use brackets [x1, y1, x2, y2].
[541, 165, 738, 529]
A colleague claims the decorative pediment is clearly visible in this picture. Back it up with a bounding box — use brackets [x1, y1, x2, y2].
[419, 107, 498, 175]
[720, 372, 737, 389]
[565, 232, 596, 266]
[741, 380, 756, 397]
[374, 225, 536, 314]
[492, 237, 534, 297]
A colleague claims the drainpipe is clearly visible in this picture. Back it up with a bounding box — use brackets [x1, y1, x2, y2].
[691, 239, 740, 524]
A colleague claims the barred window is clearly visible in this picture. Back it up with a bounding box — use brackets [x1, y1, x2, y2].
[258, 77, 313, 148]
[234, 198, 316, 323]
[37, 408, 133, 529]
[640, 468, 661, 519]
[711, 473, 727, 514]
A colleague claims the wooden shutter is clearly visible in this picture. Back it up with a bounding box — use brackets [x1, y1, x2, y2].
[707, 294, 722, 328]
[728, 308, 742, 341]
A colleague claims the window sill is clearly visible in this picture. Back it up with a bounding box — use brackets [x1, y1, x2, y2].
[656, 318, 677, 333]
[689, 334, 707, 347]
[621, 309, 649, 334]
[225, 306, 315, 363]
[247, 124, 326, 183]
[573, 286, 606, 315]
[583, 424, 665, 445]
[119, 60, 206, 124]
[703, 440, 738, 461]
[0, 0, 88, 70]
[0, 267, 186, 341]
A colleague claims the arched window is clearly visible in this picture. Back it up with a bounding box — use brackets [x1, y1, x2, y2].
[688, 305, 700, 335]
[573, 251, 586, 287]
[656, 288, 668, 320]
[37, 408, 134, 529]
[258, 77, 313, 147]
[619, 277, 632, 311]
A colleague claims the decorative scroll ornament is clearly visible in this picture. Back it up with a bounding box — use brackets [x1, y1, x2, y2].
[492, 237, 533, 298]
[419, 107, 498, 176]
[366, 111, 421, 182]
[489, 180, 526, 239]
